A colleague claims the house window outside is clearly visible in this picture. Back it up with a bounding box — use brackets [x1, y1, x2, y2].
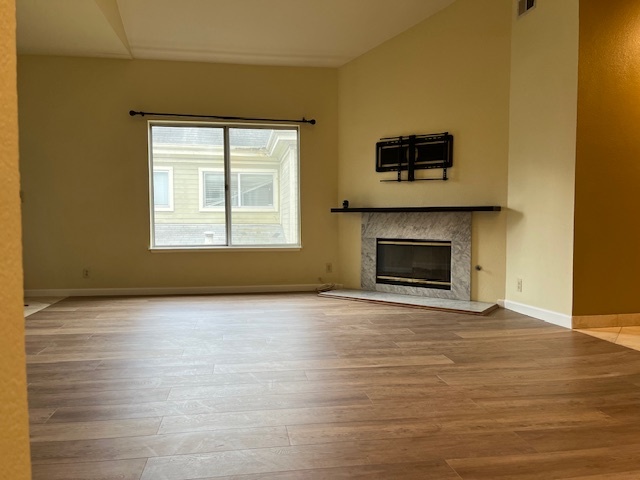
[149, 123, 300, 248]
[201, 171, 276, 209]
[153, 167, 173, 211]
[237, 173, 275, 207]
[202, 171, 225, 208]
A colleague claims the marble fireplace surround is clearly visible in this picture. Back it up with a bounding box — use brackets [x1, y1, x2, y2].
[361, 211, 472, 301]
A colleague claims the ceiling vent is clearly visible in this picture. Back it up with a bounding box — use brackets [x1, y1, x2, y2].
[518, 0, 536, 16]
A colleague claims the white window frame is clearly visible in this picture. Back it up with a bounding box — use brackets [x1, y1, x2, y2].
[198, 168, 278, 212]
[148, 121, 301, 250]
[152, 166, 174, 212]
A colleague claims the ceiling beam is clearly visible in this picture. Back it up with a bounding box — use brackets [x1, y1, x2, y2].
[94, 0, 131, 57]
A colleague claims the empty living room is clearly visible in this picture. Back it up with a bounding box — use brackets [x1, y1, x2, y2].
[4, 0, 640, 479]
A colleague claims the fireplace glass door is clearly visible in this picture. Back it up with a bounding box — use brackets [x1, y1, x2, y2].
[376, 239, 452, 290]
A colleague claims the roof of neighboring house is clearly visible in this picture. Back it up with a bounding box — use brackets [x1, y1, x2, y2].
[154, 223, 286, 246]
[152, 126, 274, 149]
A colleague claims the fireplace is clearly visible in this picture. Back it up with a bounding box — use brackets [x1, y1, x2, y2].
[361, 212, 471, 300]
[376, 239, 452, 290]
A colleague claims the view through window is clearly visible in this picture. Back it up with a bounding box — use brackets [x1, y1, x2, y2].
[149, 123, 300, 248]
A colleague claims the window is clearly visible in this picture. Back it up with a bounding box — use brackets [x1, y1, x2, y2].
[148, 123, 300, 248]
[152, 167, 173, 211]
[236, 173, 275, 207]
[200, 170, 276, 209]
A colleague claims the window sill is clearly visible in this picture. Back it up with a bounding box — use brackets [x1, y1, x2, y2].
[149, 246, 302, 253]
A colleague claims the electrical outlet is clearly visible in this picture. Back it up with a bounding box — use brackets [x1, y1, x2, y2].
[325, 263, 333, 274]
[517, 278, 523, 292]
[82, 268, 90, 279]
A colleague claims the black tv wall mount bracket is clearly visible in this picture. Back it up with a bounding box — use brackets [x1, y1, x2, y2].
[376, 132, 453, 182]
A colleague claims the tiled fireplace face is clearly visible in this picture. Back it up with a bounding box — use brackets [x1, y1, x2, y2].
[361, 212, 471, 300]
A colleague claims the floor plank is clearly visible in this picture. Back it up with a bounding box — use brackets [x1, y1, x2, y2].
[31, 459, 147, 480]
[208, 460, 461, 480]
[30, 417, 163, 442]
[31, 427, 291, 465]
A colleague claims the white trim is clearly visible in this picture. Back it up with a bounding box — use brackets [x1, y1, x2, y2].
[503, 299, 572, 329]
[24, 284, 330, 298]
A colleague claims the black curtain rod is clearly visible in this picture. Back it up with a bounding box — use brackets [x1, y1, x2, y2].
[129, 110, 316, 125]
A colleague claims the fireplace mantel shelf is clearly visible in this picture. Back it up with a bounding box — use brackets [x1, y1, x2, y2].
[330, 206, 501, 213]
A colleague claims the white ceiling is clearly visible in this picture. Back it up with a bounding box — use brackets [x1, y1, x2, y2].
[16, 0, 456, 67]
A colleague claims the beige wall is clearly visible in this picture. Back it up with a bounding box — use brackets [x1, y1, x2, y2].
[505, 0, 579, 316]
[19, 56, 338, 289]
[0, 0, 32, 477]
[337, 0, 511, 302]
[573, 0, 640, 316]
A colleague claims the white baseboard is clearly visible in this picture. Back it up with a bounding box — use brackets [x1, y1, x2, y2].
[24, 284, 331, 298]
[502, 299, 572, 329]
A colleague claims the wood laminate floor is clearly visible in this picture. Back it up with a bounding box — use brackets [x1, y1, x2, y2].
[26, 293, 640, 479]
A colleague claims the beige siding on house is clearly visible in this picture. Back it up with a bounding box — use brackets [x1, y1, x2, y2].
[154, 156, 280, 225]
